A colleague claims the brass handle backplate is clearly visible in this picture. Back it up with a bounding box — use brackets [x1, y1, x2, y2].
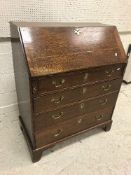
[52, 79, 65, 88]
[105, 70, 114, 77]
[51, 96, 64, 104]
[99, 98, 108, 105]
[54, 129, 62, 137]
[102, 84, 112, 91]
[52, 112, 64, 120]
[77, 118, 83, 124]
[96, 115, 103, 121]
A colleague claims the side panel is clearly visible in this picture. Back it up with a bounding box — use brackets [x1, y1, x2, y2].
[10, 23, 35, 147]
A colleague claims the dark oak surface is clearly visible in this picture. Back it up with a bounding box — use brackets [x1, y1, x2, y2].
[35, 107, 113, 147]
[32, 64, 124, 94]
[33, 79, 121, 113]
[10, 22, 127, 162]
[34, 105, 115, 133]
[34, 91, 118, 131]
[34, 90, 118, 114]
[11, 22, 127, 77]
[10, 23, 35, 146]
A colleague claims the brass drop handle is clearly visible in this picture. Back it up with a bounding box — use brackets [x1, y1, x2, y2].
[52, 112, 64, 120]
[51, 96, 64, 104]
[102, 84, 111, 91]
[96, 115, 103, 121]
[52, 79, 65, 88]
[99, 98, 108, 105]
[105, 70, 114, 77]
[54, 129, 62, 137]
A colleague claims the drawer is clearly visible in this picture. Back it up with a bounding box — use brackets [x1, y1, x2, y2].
[32, 64, 124, 95]
[34, 92, 118, 131]
[33, 78, 121, 113]
[35, 107, 113, 147]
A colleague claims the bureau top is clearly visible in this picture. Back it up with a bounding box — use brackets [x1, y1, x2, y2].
[10, 22, 127, 77]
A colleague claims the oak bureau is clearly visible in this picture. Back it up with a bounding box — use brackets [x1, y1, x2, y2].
[10, 22, 127, 162]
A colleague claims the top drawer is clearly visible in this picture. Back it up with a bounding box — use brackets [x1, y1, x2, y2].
[32, 64, 124, 95]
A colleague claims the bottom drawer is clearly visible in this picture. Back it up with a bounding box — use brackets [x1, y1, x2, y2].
[35, 107, 113, 147]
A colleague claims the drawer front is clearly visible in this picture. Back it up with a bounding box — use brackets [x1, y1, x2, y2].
[34, 79, 121, 113]
[35, 107, 113, 147]
[32, 64, 124, 95]
[34, 92, 118, 131]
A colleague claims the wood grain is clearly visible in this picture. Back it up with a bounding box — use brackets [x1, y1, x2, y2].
[35, 107, 114, 147]
[17, 23, 127, 77]
[34, 91, 118, 129]
[32, 64, 124, 95]
[10, 22, 127, 162]
[33, 80, 121, 114]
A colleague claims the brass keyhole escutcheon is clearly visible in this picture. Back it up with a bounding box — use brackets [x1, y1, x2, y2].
[74, 28, 81, 35]
[83, 73, 88, 81]
[80, 103, 85, 109]
[82, 87, 87, 94]
[52, 112, 64, 120]
[52, 79, 65, 88]
[51, 96, 64, 104]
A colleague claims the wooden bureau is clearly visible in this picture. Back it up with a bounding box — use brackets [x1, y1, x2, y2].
[10, 22, 127, 162]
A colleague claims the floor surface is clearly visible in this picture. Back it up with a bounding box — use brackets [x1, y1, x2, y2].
[0, 83, 131, 175]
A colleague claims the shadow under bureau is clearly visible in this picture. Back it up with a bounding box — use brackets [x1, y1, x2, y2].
[10, 22, 127, 162]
